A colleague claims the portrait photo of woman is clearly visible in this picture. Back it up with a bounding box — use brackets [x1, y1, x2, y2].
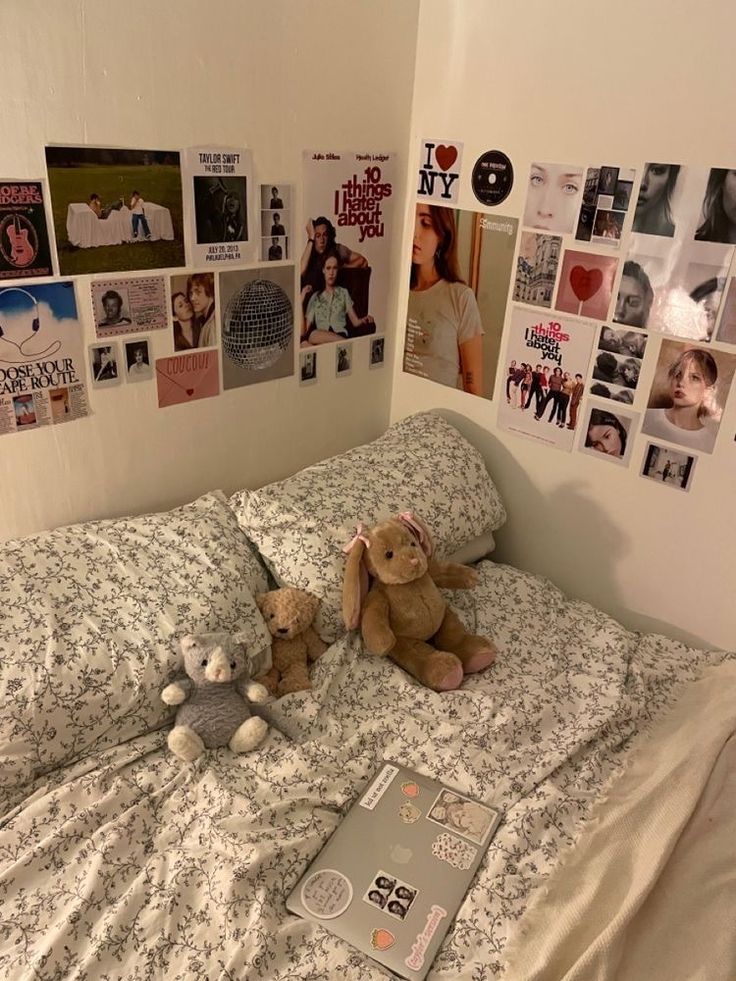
[403, 203, 484, 395]
[581, 406, 632, 463]
[523, 162, 584, 235]
[642, 343, 735, 453]
[632, 163, 681, 237]
[695, 168, 736, 244]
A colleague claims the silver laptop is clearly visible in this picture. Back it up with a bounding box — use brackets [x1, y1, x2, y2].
[286, 760, 502, 980]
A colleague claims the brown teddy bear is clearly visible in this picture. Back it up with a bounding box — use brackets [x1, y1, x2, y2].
[342, 512, 497, 692]
[255, 587, 327, 696]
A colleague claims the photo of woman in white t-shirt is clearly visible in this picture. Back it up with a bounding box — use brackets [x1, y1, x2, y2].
[404, 203, 484, 395]
[642, 346, 724, 453]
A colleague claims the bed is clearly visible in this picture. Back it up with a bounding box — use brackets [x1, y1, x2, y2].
[1, 411, 733, 980]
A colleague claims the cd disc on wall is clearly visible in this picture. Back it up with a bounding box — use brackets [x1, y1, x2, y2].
[471, 150, 514, 206]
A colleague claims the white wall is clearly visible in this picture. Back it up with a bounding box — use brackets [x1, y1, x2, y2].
[389, 0, 736, 649]
[0, 0, 419, 540]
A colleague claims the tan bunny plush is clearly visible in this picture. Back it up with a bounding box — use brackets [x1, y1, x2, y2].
[342, 512, 497, 691]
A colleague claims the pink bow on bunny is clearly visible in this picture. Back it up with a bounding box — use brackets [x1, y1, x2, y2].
[343, 522, 371, 554]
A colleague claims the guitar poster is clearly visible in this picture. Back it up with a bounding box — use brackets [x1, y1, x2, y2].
[0, 181, 53, 280]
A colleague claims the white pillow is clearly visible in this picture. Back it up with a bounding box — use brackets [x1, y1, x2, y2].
[229, 411, 506, 640]
[0, 491, 271, 802]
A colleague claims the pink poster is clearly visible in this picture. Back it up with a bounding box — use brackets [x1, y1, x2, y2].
[155, 350, 219, 408]
[555, 250, 618, 320]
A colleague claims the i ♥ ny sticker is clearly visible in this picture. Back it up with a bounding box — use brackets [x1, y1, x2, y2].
[417, 138, 464, 204]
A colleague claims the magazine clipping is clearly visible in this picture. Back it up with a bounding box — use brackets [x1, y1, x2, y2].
[0, 281, 89, 436]
[92, 276, 168, 338]
[403, 205, 518, 400]
[300, 149, 397, 352]
[184, 146, 254, 267]
[497, 306, 596, 452]
[0, 180, 54, 279]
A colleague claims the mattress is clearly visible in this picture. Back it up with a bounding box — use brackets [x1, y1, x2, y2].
[0, 559, 730, 980]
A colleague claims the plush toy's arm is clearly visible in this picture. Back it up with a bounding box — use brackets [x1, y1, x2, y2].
[161, 677, 193, 705]
[236, 677, 270, 705]
[429, 558, 479, 590]
[361, 588, 395, 656]
[304, 625, 328, 662]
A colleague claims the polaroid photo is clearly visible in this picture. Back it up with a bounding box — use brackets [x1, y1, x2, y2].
[336, 342, 352, 377]
[124, 337, 153, 383]
[369, 335, 385, 369]
[89, 341, 121, 388]
[426, 789, 498, 846]
[299, 349, 317, 386]
[641, 441, 697, 492]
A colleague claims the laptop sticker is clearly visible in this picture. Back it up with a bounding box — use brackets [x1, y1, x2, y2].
[359, 763, 399, 810]
[370, 927, 395, 951]
[300, 868, 353, 919]
[363, 871, 418, 921]
[405, 904, 448, 973]
[431, 831, 477, 870]
[398, 802, 421, 824]
[426, 789, 499, 845]
[401, 780, 420, 798]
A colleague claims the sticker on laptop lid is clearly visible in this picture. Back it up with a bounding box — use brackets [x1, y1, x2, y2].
[363, 871, 418, 921]
[431, 831, 477, 870]
[401, 780, 420, 798]
[300, 868, 353, 919]
[371, 927, 395, 951]
[399, 802, 420, 824]
[405, 904, 448, 973]
[426, 788, 499, 845]
[360, 763, 399, 810]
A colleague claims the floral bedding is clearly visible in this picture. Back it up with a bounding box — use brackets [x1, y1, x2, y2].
[0, 558, 730, 981]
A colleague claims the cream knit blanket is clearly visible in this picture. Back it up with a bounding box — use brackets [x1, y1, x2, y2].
[504, 661, 736, 981]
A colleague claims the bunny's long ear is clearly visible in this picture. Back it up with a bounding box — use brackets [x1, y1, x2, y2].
[397, 511, 434, 558]
[342, 526, 370, 630]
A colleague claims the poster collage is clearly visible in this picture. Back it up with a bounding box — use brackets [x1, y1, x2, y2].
[0, 146, 393, 436]
[402, 141, 736, 493]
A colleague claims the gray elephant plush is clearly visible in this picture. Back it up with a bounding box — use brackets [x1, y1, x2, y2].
[161, 631, 270, 762]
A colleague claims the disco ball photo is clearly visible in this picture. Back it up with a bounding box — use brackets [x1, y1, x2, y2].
[222, 279, 293, 371]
